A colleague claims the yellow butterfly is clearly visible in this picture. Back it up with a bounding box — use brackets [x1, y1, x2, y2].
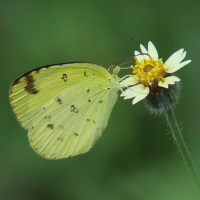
[9, 62, 121, 159]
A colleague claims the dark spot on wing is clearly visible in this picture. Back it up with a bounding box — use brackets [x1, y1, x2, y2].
[88, 99, 91, 102]
[24, 74, 39, 94]
[47, 124, 54, 129]
[59, 125, 64, 129]
[93, 120, 96, 124]
[56, 96, 62, 105]
[99, 100, 103, 103]
[58, 137, 64, 141]
[74, 133, 79, 136]
[11, 62, 101, 86]
[70, 105, 78, 113]
[86, 119, 90, 122]
[84, 71, 88, 77]
[108, 88, 110, 90]
[87, 89, 90, 93]
[45, 116, 51, 122]
[61, 73, 67, 82]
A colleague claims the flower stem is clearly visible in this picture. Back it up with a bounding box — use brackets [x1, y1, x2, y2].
[164, 107, 200, 191]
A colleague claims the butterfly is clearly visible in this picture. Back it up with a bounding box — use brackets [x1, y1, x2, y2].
[9, 62, 121, 159]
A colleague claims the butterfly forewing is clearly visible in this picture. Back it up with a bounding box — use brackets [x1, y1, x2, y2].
[10, 63, 120, 159]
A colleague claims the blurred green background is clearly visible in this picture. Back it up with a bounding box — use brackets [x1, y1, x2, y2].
[1, 0, 200, 199]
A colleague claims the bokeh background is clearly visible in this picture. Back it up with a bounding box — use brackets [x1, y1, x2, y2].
[1, 0, 200, 199]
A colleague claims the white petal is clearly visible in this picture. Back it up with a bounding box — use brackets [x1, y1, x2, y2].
[158, 81, 169, 88]
[140, 44, 149, 59]
[134, 50, 144, 62]
[121, 84, 149, 104]
[120, 88, 132, 97]
[140, 44, 147, 53]
[124, 92, 137, 99]
[120, 84, 149, 97]
[134, 50, 140, 55]
[166, 60, 191, 73]
[165, 76, 180, 82]
[158, 76, 180, 88]
[120, 85, 137, 97]
[167, 82, 175, 85]
[132, 93, 149, 105]
[129, 84, 149, 94]
[119, 76, 139, 87]
[148, 41, 158, 59]
[164, 48, 184, 72]
[167, 60, 191, 73]
[179, 51, 187, 63]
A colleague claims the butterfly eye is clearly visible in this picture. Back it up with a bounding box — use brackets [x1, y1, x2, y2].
[113, 66, 120, 74]
[108, 65, 120, 75]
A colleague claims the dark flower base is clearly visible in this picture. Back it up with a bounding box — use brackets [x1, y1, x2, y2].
[145, 82, 181, 114]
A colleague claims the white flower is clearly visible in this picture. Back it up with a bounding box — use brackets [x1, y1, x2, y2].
[120, 41, 191, 105]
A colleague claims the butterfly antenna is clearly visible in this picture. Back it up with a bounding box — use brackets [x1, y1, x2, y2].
[119, 60, 134, 67]
[113, 35, 138, 66]
[116, 55, 134, 67]
[119, 53, 150, 68]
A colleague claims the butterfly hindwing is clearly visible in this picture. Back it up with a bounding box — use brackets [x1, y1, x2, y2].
[10, 63, 120, 159]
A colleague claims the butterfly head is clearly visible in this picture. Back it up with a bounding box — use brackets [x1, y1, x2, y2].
[108, 65, 120, 75]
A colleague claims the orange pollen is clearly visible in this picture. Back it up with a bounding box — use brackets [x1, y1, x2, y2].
[132, 55, 165, 87]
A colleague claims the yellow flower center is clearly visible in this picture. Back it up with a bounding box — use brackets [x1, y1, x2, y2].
[132, 54, 166, 87]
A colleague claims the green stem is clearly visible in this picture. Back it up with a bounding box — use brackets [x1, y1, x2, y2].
[164, 107, 200, 191]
